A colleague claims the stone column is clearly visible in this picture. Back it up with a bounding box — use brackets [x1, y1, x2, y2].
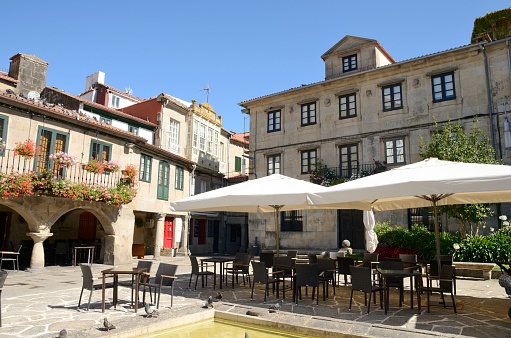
[153, 213, 165, 261]
[27, 232, 53, 269]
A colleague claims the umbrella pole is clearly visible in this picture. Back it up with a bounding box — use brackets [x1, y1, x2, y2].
[273, 206, 283, 256]
[432, 199, 442, 274]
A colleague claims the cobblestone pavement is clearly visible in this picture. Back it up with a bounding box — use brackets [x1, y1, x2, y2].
[0, 255, 510, 337]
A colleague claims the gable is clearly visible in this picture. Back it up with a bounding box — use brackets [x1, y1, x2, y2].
[321, 36, 379, 60]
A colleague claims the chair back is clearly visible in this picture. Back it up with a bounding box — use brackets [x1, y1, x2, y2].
[317, 257, 335, 275]
[189, 256, 200, 274]
[79, 264, 94, 291]
[239, 253, 252, 273]
[295, 263, 319, 287]
[251, 261, 268, 284]
[234, 252, 246, 263]
[155, 263, 178, 286]
[362, 253, 379, 268]
[399, 254, 417, 268]
[439, 265, 456, 291]
[13, 245, 22, 254]
[380, 260, 404, 271]
[273, 256, 294, 276]
[337, 257, 355, 274]
[259, 252, 274, 268]
[286, 250, 298, 258]
[349, 266, 373, 293]
[428, 259, 452, 277]
[137, 260, 153, 282]
[308, 254, 318, 264]
[0, 270, 8, 288]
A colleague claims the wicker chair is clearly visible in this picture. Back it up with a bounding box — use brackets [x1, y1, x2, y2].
[349, 266, 383, 313]
[250, 261, 284, 303]
[141, 263, 178, 309]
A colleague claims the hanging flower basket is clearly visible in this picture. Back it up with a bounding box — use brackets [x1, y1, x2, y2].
[84, 158, 104, 174]
[14, 139, 38, 158]
[103, 160, 120, 173]
[49, 151, 77, 168]
[122, 164, 138, 179]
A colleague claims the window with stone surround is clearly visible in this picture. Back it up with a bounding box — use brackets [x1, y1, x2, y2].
[343, 54, 357, 72]
[432, 72, 456, 103]
[301, 102, 316, 126]
[267, 109, 281, 132]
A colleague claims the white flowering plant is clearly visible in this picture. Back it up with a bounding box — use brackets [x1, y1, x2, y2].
[102, 160, 120, 173]
[49, 152, 77, 168]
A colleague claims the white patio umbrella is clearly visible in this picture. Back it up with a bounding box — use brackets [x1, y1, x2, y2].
[312, 158, 511, 269]
[169, 174, 329, 255]
[363, 209, 378, 253]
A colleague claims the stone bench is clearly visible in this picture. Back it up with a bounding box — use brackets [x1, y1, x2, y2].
[453, 262, 495, 280]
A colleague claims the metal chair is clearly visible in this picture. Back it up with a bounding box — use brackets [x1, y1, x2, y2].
[379, 260, 405, 307]
[317, 257, 336, 298]
[294, 263, 323, 305]
[78, 264, 114, 311]
[0, 270, 7, 327]
[349, 266, 383, 313]
[259, 252, 274, 268]
[250, 261, 284, 303]
[141, 263, 178, 309]
[188, 256, 215, 290]
[118, 260, 153, 304]
[424, 264, 457, 314]
[225, 253, 252, 288]
[337, 256, 355, 286]
[0, 245, 21, 272]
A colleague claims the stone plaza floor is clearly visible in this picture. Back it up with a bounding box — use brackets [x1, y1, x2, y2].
[0, 255, 510, 337]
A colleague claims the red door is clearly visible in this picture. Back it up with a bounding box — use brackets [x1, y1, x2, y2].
[163, 217, 174, 249]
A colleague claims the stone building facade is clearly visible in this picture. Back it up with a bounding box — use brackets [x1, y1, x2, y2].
[239, 27, 511, 252]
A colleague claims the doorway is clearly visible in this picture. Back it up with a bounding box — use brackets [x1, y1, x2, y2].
[163, 217, 174, 249]
[337, 209, 365, 250]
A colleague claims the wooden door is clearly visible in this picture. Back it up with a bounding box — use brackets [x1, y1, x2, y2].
[78, 212, 97, 242]
[163, 217, 174, 249]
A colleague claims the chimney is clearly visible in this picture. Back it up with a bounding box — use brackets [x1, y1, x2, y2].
[85, 71, 105, 92]
[8, 53, 48, 96]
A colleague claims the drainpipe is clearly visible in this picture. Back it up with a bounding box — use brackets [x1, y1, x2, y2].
[185, 164, 197, 256]
[481, 44, 497, 159]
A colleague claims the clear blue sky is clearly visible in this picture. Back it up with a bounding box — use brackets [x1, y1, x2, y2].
[2, 1, 509, 133]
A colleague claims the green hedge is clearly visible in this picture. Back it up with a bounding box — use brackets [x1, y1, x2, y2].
[374, 223, 511, 262]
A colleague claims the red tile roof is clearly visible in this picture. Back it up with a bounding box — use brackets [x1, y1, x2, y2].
[0, 72, 18, 84]
[45, 86, 157, 127]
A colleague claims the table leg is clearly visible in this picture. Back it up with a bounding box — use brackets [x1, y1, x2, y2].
[102, 273, 106, 313]
[383, 277, 388, 314]
[416, 276, 422, 314]
[213, 263, 217, 289]
[410, 276, 414, 309]
[113, 275, 118, 309]
[219, 263, 223, 290]
[73, 248, 77, 267]
[134, 273, 139, 313]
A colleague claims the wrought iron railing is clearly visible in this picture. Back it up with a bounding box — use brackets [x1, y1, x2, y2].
[331, 163, 380, 179]
[0, 149, 123, 189]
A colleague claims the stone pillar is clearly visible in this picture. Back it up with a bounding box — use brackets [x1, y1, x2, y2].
[240, 223, 248, 253]
[103, 235, 115, 265]
[27, 232, 53, 269]
[153, 213, 165, 261]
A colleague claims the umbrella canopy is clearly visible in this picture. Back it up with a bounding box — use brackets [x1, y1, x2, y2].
[170, 174, 329, 254]
[312, 158, 511, 268]
[363, 210, 378, 253]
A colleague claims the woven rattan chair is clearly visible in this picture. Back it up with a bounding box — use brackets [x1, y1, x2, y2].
[349, 265, 383, 313]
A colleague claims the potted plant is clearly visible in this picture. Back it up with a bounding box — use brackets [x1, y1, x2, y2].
[49, 151, 77, 168]
[122, 164, 138, 179]
[84, 158, 104, 174]
[14, 139, 38, 158]
[102, 160, 120, 173]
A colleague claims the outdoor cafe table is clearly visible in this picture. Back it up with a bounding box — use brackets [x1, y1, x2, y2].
[377, 268, 423, 314]
[200, 257, 234, 290]
[73, 246, 95, 267]
[101, 267, 147, 313]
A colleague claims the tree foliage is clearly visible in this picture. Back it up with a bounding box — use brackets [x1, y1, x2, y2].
[419, 119, 499, 237]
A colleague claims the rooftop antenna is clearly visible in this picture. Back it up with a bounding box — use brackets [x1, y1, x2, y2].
[200, 84, 211, 103]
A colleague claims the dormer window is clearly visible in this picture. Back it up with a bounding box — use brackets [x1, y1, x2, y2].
[342, 54, 357, 72]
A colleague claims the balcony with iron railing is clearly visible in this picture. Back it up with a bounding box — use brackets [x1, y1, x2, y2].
[0, 149, 126, 189]
[309, 161, 387, 186]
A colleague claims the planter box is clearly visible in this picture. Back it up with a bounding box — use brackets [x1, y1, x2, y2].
[454, 262, 495, 280]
